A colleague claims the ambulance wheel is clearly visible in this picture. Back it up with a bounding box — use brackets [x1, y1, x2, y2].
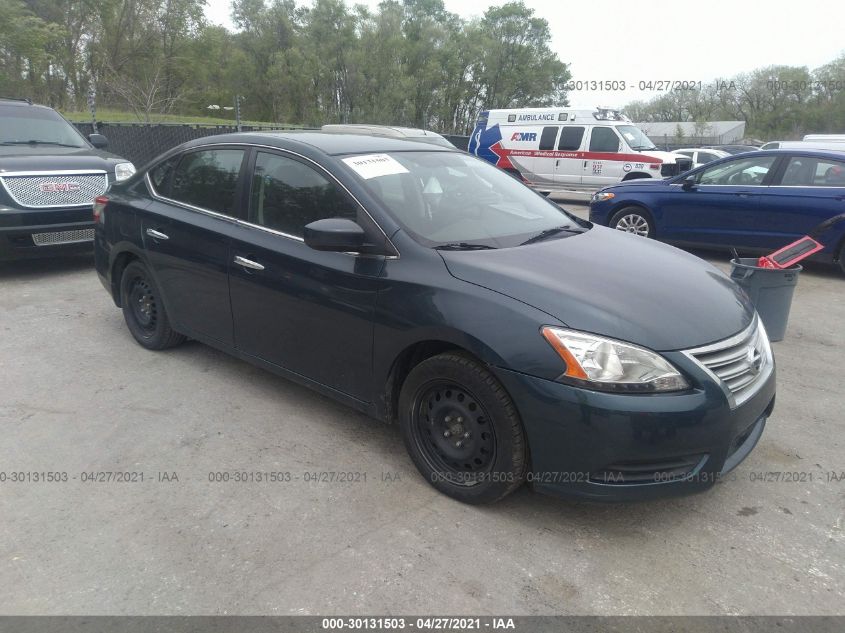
[610, 206, 654, 238]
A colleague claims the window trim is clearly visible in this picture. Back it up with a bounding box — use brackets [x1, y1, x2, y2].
[145, 142, 399, 257]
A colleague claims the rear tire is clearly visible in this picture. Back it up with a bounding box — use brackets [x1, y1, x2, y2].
[398, 352, 527, 504]
[120, 260, 185, 350]
[610, 206, 654, 238]
[838, 243, 845, 276]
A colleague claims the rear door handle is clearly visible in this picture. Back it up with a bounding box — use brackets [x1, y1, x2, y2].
[145, 228, 169, 240]
[234, 255, 265, 271]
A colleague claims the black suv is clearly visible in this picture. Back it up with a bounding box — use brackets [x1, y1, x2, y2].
[0, 98, 135, 259]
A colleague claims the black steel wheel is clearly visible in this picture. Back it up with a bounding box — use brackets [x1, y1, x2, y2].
[120, 260, 185, 350]
[399, 352, 527, 504]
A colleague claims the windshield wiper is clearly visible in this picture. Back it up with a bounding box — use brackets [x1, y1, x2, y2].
[632, 145, 658, 151]
[520, 226, 581, 246]
[434, 242, 497, 251]
[1, 140, 81, 148]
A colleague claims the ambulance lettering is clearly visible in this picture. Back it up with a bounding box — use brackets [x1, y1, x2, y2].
[592, 162, 603, 175]
[510, 132, 538, 142]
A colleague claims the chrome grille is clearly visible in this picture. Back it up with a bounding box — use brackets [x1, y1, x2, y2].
[685, 318, 772, 408]
[32, 228, 95, 246]
[0, 171, 107, 208]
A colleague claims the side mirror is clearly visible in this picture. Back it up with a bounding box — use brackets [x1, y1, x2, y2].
[304, 218, 365, 252]
[89, 133, 108, 149]
[681, 175, 697, 190]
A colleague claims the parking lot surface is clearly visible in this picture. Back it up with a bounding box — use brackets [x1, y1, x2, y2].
[1, 203, 843, 615]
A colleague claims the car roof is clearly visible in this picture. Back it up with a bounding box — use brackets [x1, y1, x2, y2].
[180, 131, 456, 156]
[722, 149, 845, 159]
[321, 124, 444, 138]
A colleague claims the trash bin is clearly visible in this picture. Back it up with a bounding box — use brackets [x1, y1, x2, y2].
[730, 258, 801, 342]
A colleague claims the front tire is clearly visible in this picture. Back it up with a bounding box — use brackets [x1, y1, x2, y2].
[610, 206, 654, 238]
[398, 352, 527, 504]
[120, 260, 185, 350]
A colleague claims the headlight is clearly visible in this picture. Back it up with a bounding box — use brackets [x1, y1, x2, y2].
[541, 326, 689, 393]
[114, 162, 136, 182]
[591, 191, 615, 203]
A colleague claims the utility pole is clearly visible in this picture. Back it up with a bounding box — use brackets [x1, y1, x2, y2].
[87, 88, 98, 133]
[235, 95, 242, 132]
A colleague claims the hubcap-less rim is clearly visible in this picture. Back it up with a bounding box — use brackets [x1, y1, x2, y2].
[615, 214, 650, 237]
[129, 276, 157, 332]
[411, 381, 496, 486]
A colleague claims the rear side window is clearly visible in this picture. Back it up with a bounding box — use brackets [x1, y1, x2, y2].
[539, 126, 559, 151]
[589, 127, 620, 153]
[169, 149, 245, 215]
[781, 157, 845, 186]
[697, 151, 717, 164]
[249, 152, 357, 237]
[558, 127, 585, 151]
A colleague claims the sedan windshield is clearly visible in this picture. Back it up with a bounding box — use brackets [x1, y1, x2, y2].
[617, 125, 657, 151]
[0, 106, 89, 148]
[344, 151, 587, 248]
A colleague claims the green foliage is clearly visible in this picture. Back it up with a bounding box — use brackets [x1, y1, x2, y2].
[0, 0, 569, 133]
[627, 59, 845, 140]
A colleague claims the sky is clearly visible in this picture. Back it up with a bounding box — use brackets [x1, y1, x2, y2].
[204, 0, 845, 108]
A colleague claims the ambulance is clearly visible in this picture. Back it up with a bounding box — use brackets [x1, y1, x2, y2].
[468, 107, 693, 194]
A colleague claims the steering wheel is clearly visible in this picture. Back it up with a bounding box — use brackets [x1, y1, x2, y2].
[729, 171, 753, 185]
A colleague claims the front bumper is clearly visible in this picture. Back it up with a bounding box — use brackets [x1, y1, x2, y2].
[0, 206, 95, 259]
[492, 355, 776, 502]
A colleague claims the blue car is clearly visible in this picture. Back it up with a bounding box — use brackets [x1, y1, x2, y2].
[589, 149, 845, 273]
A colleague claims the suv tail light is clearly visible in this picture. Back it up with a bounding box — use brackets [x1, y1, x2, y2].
[93, 195, 108, 223]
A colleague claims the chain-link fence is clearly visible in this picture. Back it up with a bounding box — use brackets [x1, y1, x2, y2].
[71, 122, 471, 166]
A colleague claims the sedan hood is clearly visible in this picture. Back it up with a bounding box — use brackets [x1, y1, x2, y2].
[439, 226, 754, 351]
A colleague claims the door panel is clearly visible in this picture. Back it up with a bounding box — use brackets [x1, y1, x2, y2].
[659, 155, 780, 247]
[581, 126, 623, 188]
[140, 204, 235, 344]
[228, 150, 383, 400]
[554, 126, 586, 187]
[529, 126, 560, 190]
[758, 155, 845, 254]
[229, 227, 382, 400]
[140, 147, 247, 345]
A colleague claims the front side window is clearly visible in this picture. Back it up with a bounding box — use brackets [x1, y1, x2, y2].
[347, 151, 585, 248]
[696, 155, 777, 186]
[616, 125, 657, 150]
[589, 127, 621, 153]
[249, 152, 357, 237]
[169, 149, 245, 215]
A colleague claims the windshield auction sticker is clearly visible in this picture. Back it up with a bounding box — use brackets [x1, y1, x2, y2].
[342, 154, 409, 179]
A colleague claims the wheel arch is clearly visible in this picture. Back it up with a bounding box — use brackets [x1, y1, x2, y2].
[380, 337, 502, 425]
[622, 172, 651, 181]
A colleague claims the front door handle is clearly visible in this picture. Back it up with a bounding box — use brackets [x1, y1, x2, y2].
[146, 228, 169, 240]
[234, 255, 265, 271]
